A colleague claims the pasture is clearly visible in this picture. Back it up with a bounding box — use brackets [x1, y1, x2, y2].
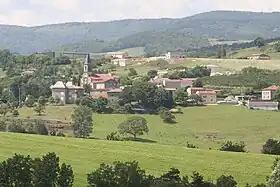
[19, 105, 280, 153]
[0, 132, 275, 186]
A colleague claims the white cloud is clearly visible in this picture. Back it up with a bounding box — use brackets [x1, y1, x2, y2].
[0, 0, 279, 26]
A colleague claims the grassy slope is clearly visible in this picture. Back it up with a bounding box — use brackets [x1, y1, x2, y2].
[19, 105, 280, 153]
[119, 47, 145, 57]
[0, 132, 274, 186]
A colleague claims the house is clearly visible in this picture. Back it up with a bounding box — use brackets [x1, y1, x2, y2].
[248, 54, 271, 60]
[187, 87, 217, 104]
[248, 100, 279, 111]
[106, 52, 128, 59]
[262, 85, 278, 100]
[166, 51, 186, 59]
[50, 81, 84, 105]
[151, 78, 197, 90]
[196, 90, 217, 104]
[88, 74, 120, 92]
[112, 58, 129, 67]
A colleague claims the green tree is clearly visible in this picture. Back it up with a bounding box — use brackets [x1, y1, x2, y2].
[174, 88, 188, 106]
[216, 175, 237, 187]
[38, 96, 47, 106]
[192, 79, 203, 87]
[220, 141, 246, 152]
[0, 103, 10, 116]
[268, 161, 280, 187]
[48, 96, 55, 105]
[2, 89, 16, 104]
[84, 84, 92, 95]
[12, 109, 19, 117]
[26, 119, 48, 135]
[25, 95, 35, 107]
[118, 116, 149, 139]
[159, 108, 175, 123]
[274, 89, 280, 101]
[71, 106, 93, 138]
[254, 37, 265, 47]
[58, 163, 74, 187]
[0, 118, 7, 131]
[128, 68, 138, 76]
[147, 70, 158, 79]
[87, 161, 153, 187]
[34, 103, 45, 116]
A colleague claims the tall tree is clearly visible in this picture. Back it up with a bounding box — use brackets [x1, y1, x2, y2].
[118, 116, 149, 139]
[71, 106, 93, 138]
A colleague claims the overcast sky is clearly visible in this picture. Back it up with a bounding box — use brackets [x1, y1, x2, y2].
[0, 0, 280, 26]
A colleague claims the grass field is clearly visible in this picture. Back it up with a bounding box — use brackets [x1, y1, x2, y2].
[120, 47, 145, 57]
[0, 132, 275, 186]
[18, 105, 280, 153]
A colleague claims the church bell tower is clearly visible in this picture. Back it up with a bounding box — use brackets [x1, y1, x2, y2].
[82, 54, 90, 86]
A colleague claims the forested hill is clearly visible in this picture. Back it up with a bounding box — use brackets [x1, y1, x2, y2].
[1, 11, 280, 53]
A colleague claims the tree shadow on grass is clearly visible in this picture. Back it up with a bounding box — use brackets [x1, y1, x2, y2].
[164, 120, 177, 124]
[124, 137, 157, 143]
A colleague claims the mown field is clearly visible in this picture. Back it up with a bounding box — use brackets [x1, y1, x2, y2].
[0, 132, 275, 186]
[18, 105, 280, 153]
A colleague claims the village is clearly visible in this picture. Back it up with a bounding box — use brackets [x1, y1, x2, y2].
[49, 50, 279, 112]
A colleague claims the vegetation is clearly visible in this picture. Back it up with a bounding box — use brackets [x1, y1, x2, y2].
[2, 11, 280, 54]
[0, 133, 276, 186]
[262, 139, 280, 155]
[118, 116, 149, 139]
[71, 106, 93, 138]
[0, 152, 74, 187]
[219, 141, 246, 153]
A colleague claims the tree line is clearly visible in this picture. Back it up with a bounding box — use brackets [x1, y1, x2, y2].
[2, 152, 280, 187]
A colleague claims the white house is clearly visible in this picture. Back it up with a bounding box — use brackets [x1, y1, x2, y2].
[112, 58, 128, 67]
[262, 85, 278, 100]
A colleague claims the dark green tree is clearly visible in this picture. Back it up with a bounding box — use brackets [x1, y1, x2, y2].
[128, 68, 138, 76]
[118, 116, 149, 139]
[159, 108, 175, 123]
[0, 103, 10, 116]
[58, 163, 74, 187]
[87, 161, 153, 187]
[192, 79, 203, 87]
[174, 88, 188, 106]
[34, 103, 45, 116]
[147, 70, 158, 79]
[216, 175, 237, 187]
[25, 95, 35, 107]
[71, 106, 93, 138]
[254, 37, 265, 47]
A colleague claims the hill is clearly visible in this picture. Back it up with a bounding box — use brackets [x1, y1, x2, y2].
[0, 132, 274, 186]
[1, 11, 280, 53]
[16, 105, 280, 153]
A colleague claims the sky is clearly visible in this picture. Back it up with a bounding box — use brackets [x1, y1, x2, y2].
[0, 0, 280, 26]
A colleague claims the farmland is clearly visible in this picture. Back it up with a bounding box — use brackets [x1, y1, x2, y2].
[0, 132, 275, 186]
[18, 105, 280, 153]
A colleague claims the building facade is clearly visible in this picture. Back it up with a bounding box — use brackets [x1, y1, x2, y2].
[248, 100, 279, 111]
[106, 52, 129, 59]
[50, 81, 84, 105]
[166, 51, 186, 59]
[262, 85, 278, 100]
[187, 87, 217, 104]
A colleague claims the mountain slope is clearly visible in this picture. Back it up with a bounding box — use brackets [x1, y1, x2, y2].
[1, 11, 280, 53]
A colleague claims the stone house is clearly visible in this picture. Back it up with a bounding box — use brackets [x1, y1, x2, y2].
[248, 54, 271, 60]
[262, 85, 278, 100]
[50, 81, 84, 105]
[187, 87, 217, 104]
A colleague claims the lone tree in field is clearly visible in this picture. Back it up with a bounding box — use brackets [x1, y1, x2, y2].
[118, 116, 149, 140]
[34, 103, 45, 116]
[71, 106, 93, 138]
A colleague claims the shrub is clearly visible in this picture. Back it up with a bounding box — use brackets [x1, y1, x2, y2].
[25, 120, 48, 135]
[8, 119, 25, 133]
[0, 119, 7, 131]
[159, 108, 175, 123]
[219, 141, 246, 152]
[12, 109, 19, 117]
[186, 142, 198, 149]
[216, 175, 237, 187]
[57, 131, 66, 137]
[262, 139, 280, 155]
[106, 132, 122, 141]
[25, 95, 35, 107]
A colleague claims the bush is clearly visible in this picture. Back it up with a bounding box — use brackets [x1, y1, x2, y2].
[262, 139, 280, 155]
[25, 120, 48, 135]
[25, 95, 35, 107]
[8, 119, 26, 133]
[57, 131, 66, 137]
[0, 119, 7, 131]
[106, 132, 122, 141]
[186, 142, 198, 149]
[159, 108, 175, 123]
[216, 175, 237, 187]
[12, 109, 19, 117]
[219, 141, 246, 152]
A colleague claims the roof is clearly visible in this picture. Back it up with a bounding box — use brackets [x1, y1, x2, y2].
[248, 100, 278, 106]
[188, 87, 205, 91]
[50, 81, 66, 89]
[263, 85, 278, 91]
[107, 52, 127, 55]
[196, 90, 216, 95]
[65, 81, 83, 89]
[252, 53, 270, 57]
[181, 78, 197, 83]
[90, 74, 119, 83]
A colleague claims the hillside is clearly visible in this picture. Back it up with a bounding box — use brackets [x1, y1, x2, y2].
[0, 132, 274, 186]
[1, 11, 280, 53]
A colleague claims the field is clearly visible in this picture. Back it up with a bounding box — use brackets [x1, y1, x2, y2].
[114, 58, 280, 75]
[0, 132, 275, 186]
[18, 105, 280, 153]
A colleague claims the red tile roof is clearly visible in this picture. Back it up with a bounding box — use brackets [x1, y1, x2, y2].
[181, 78, 197, 83]
[263, 85, 278, 91]
[89, 74, 119, 83]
